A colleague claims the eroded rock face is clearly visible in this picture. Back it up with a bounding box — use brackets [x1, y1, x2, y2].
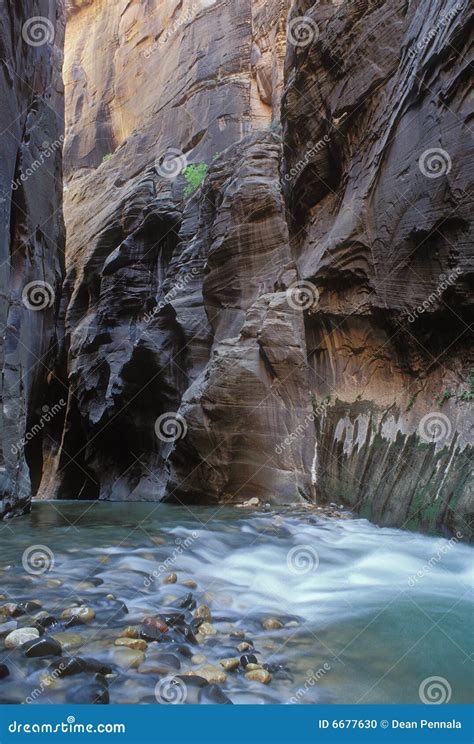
[282, 0, 473, 536]
[0, 1, 65, 519]
[37, 0, 472, 537]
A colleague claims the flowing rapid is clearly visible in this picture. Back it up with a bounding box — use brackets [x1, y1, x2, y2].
[0, 502, 472, 705]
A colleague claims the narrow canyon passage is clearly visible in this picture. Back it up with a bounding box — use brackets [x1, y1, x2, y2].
[1, 0, 472, 536]
[0, 0, 472, 712]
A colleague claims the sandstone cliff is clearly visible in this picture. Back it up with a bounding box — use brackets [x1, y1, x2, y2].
[0, 1, 65, 519]
[35, 0, 472, 537]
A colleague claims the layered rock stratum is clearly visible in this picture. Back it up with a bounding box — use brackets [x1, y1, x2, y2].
[2, 0, 472, 537]
[0, 1, 65, 519]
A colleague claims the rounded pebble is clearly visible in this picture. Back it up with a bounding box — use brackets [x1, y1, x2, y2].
[219, 657, 239, 672]
[262, 618, 284, 630]
[112, 648, 145, 669]
[194, 605, 212, 621]
[5, 627, 40, 649]
[199, 622, 217, 636]
[245, 669, 272, 684]
[60, 606, 95, 624]
[163, 573, 177, 584]
[114, 637, 147, 651]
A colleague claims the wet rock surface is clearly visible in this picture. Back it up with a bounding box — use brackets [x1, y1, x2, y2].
[0, 0, 65, 519]
[23, 0, 470, 536]
[0, 500, 471, 704]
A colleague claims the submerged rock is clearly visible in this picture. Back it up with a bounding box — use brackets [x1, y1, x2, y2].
[66, 683, 109, 705]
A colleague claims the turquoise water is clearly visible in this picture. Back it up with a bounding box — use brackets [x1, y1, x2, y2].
[0, 502, 472, 704]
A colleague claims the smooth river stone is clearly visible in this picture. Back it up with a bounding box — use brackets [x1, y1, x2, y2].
[261, 618, 284, 630]
[51, 633, 84, 650]
[194, 605, 212, 621]
[112, 648, 145, 669]
[0, 664, 10, 679]
[5, 627, 40, 649]
[114, 637, 147, 651]
[61, 606, 95, 624]
[245, 669, 272, 684]
[22, 637, 62, 658]
[0, 621, 17, 637]
[188, 665, 227, 684]
[219, 658, 240, 672]
[50, 657, 113, 677]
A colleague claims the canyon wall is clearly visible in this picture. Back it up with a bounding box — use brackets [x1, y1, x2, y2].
[0, 0, 65, 519]
[36, 0, 472, 537]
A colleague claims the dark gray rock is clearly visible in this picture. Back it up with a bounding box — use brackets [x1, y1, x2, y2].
[0, 0, 65, 519]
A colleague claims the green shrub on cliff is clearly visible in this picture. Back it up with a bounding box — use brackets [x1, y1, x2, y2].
[183, 163, 208, 197]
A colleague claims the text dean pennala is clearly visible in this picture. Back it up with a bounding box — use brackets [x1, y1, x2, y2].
[318, 719, 462, 729]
